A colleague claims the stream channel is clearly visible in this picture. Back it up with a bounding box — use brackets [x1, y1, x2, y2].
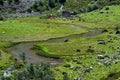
[7, 25, 102, 65]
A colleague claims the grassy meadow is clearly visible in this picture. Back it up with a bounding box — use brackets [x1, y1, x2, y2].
[34, 5, 120, 80]
[69, 5, 120, 29]
[0, 5, 120, 80]
[34, 29, 120, 80]
[0, 50, 13, 69]
[0, 17, 87, 42]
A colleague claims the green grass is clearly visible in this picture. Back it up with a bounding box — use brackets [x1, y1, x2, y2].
[68, 5, 120, 29]
[35, 32, 120, 56]
[33, 45, 60, 59]
[0, 42, 11, 49]
[34, 5, 120, 79]
[0, 5, 120, 80]
[33, 5, 120, 80]
[0, 17, 87, 42]
[36, 31, 120, 80]
[1, 5, 119, 42]
[0, 50, 13, 69]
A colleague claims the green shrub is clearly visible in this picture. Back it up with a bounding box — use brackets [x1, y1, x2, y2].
[37, 50, 60, 59]
[0, 15, 4, 21]
[13, 63, 55, 80]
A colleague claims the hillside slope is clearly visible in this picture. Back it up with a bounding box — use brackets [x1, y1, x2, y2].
[0, 0, 35, 12]
[0, 0, 120, 13]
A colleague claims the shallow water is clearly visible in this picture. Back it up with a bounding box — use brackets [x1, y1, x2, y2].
[7, 42, 62, 65]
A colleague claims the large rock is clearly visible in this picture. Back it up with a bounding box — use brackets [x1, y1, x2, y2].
[3, 71, 11, 77]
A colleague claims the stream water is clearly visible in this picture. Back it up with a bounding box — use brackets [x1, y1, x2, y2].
[7, 25, 102, 65]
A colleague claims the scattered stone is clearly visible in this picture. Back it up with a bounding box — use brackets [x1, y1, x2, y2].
[74, 77, 82, 80]
[104, 60, 111, 66]
[113, 60, 118, 64]
[62, 11, 73, 18]
[117, 45, 120, 49]
[116, 51, 120, 55]
[74, 78, 78, 80]
[74, 77, 83, 80]
[97, 55, 105, 59]
[98, 62, 102, 65]
[97, 40, 106, 45]
[78, 71, 84, 74]
[111, 55, 117, 60]
[54, 68, 60, 71]
[70, 66, 80, 71]
[84, 67, 93, 73]
[3, 70, 11, 77]
[64, 39, 69, 42]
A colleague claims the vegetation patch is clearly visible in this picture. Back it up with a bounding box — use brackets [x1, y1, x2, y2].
[0, 4, 120, 80]
[0, 16, 87, 42]
[35, 28, 120, 79]
[0, 50, 13, 69]
[33, 45, 60, 59]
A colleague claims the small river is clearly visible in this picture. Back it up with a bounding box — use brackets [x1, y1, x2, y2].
[7, 25, 102, 65]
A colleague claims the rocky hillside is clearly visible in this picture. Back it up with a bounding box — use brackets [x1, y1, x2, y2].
[0, 0, 120, 18]
[0, 0, 35, 12]
[0, 0, 120, 13]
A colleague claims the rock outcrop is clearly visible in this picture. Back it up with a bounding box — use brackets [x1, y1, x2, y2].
[1, 0, 35, 13]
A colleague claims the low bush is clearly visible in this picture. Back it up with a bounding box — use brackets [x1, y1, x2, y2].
[0, 15, 4, 21]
